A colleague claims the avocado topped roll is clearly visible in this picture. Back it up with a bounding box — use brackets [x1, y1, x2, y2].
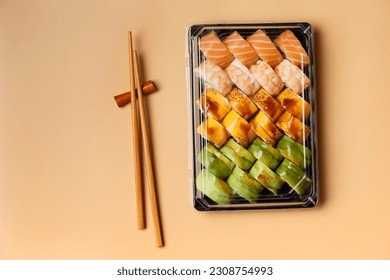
[226, 166, 264, 203]
[276, 135, 312, 169]
[196, 169, 234, 205]
[198, 143, 235, 179]
[219, 139, 256, 171]
[275, 158, 312, 195]
[249, 160, 284, 195]
[248, 137, 283, 170]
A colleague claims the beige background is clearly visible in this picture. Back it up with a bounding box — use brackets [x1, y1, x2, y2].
[1, 0, 389, 259]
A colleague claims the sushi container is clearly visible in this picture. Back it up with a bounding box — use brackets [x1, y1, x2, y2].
[186, 22, 318, 211]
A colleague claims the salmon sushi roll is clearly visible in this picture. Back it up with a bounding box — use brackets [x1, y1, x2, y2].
[247, 29, 284, 68]
[222, 31, 259, 68]
[249, 60, 284, 96]
[274, 30, 310, 68]
[225, 59, 260, 96]
[274, 59, 310, 95]
[196, 60, 234, 96]
[199, 31, 234, 69]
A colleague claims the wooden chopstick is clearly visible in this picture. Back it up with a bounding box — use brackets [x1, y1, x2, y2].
[128, 31, 145, 230]
[133, 50, 164, 247]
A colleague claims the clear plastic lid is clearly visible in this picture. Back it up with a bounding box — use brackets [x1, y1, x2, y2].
[187, 22, 318, 211]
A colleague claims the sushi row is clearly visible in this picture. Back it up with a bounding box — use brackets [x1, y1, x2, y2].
[196, 135, 312, 204]
[200, 29, 310, 70]
[197, 87, 311, 148]
[197, 58, 309, 98]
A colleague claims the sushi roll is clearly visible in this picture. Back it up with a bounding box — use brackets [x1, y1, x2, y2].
[275, 111, 311, 144]
[276, 88, 311, 121]
[196, 60, 234, 96]
[199, 31, 234, 69]
[222, 31, 259, 68]
[196, 169, 234, 204]
[220, 139, 256, 171]
[226, 166, 264, 203]
[226, 88, 258, 120]
[196, 88, 231, 121]
[197, 117, 230, 148]
[250, 111, 283, 145]
[249, 60, 284, 96]
[249, 160, 284, 195]
[274, 30, 310, 68]
[246, 29, 284, 68]
[274, 59, 310, 95]
[221, 110, 256, 148]
[225, 59, 261, 96]
[250, 88, 285, 122]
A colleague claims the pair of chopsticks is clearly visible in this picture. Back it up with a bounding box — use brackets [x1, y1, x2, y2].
[127, 31, 163, 247]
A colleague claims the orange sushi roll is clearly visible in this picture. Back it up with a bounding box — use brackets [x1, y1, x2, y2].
[199, 31, 234, 69]
[197, 117, 230, 148]
[196, 88, 231, 121]
[250, 111, 283, 145]
[275, 111, 311, 144]
[276, 88, 311, 121]
[222, 31, 259, 68]
[247, 29, 284, 68]
[222, 110, 256, 148]
[226, 88, 258, 120]
[251, 88, 284, 122]
[249, 60, 284, 96]
[274, 30, 310, 68]
[249, 122, 276, 146]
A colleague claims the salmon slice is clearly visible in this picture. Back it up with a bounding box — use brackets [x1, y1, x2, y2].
[274, 59, 310, 95]
[196, 60, 234, 96]
[249, 60, 284, 96]
[274, 30, 310, 68]
[222, 31, 259, 68]
[247, 29, 284, 68]
[200, 31, 234, 69]
[225, 59, 260, 96]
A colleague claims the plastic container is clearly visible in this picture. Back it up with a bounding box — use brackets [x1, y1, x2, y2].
[187, 22, 318, 211]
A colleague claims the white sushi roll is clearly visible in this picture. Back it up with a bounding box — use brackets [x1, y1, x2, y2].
[225, 59, 261, 96]
[249, 60, 284, 96]
[196, 60, 233, 96]
[274, 59, 310, 94]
